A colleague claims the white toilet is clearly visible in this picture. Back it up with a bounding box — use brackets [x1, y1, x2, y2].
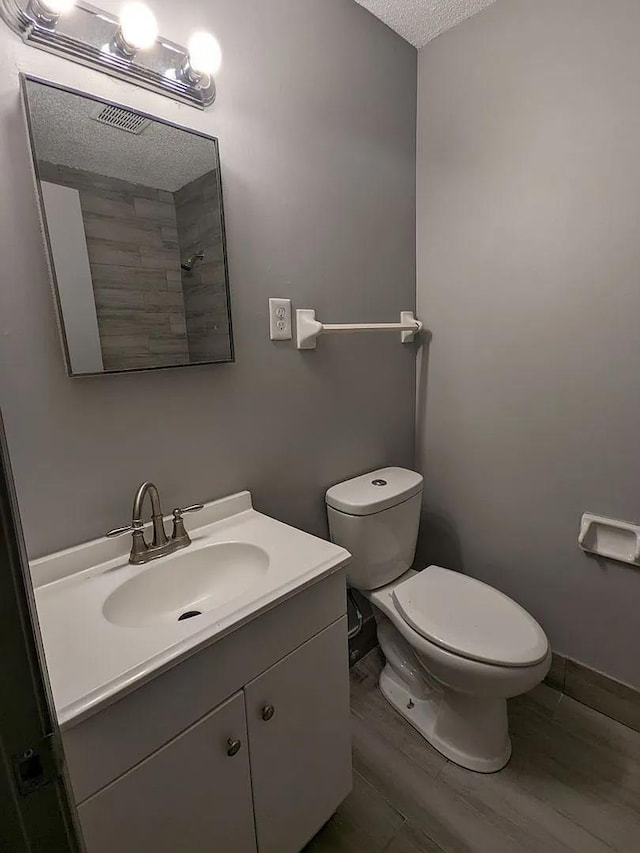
[326, 467, 551, 773]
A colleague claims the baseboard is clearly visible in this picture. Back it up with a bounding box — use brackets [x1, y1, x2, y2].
[545, 653, 640, 733]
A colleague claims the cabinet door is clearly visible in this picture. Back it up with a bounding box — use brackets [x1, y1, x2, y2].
[78, 691, 256, 853]
[245, 617, 352, 853]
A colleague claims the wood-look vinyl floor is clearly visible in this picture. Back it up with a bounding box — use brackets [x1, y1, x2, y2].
[305, 649, 640, 853]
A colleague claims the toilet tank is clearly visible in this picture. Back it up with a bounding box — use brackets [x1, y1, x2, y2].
[326, 467, 423, 591]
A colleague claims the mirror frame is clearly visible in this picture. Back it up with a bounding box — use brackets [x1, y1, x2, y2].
[20, 74, 235, 378]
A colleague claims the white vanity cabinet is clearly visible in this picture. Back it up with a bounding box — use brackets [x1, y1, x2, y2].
[62, 573, 351, 853]
[78, 692, 256, 853]
[246, 618, 352, 853]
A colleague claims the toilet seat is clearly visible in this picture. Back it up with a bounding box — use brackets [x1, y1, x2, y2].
[392, 567, 548, 668]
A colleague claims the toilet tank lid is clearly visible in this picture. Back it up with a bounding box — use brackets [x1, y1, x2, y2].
[326, 467, 423, 516]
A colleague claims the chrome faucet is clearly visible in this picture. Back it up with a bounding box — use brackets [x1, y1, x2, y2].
[107, 482, 203, 565]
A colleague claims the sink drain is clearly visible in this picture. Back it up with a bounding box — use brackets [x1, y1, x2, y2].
[178, 610, 202, 622]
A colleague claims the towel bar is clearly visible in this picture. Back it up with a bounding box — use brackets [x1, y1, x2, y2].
[296, 310, 423, 350]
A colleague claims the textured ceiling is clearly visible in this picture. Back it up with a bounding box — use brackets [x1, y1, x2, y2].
[354, 0, 497, 47]
[25, 81, 217, 192]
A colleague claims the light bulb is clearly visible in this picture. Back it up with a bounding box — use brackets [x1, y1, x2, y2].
[28, 0, 74, 24]
[118, 2, 158, 52]
[187, 31, 222, 77]
[39, 0, 75, 13]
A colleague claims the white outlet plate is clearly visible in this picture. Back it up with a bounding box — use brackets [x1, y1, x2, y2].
[269, 298, 292, 341]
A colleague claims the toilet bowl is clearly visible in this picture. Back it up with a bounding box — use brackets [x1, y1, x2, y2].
[367, 569, 550, 772]
[326, 467, 551, 773]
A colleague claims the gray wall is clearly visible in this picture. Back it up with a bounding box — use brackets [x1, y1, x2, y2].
[0, 0, 416, 557]
[417, 0, 640, 687]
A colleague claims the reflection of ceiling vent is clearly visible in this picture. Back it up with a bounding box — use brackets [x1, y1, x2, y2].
[91, 104, 151, 135]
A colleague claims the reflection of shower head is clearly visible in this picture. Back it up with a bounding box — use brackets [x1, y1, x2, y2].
[181, 251, 204, 272]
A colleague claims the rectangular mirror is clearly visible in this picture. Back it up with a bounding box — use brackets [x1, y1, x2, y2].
[22, 77, 234, 376]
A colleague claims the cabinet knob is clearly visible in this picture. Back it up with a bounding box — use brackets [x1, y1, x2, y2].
[261, 704, 275, 722]
[227, 738, 242, 757]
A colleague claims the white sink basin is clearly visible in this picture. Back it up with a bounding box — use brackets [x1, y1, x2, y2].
[30, 490, 350, 727]
[103, 542, 269, 628]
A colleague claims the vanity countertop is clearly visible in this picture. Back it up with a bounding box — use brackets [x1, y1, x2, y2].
[30, 492, 350, 730]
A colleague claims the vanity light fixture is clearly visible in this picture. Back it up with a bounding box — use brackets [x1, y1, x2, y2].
[0, 0, 220, 108]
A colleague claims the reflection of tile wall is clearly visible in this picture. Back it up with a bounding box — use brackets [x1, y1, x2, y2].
[174, 170, 231, 362]
[38, 162, 188, 371]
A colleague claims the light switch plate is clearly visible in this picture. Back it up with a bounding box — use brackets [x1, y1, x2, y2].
[269, 298, 292, 341]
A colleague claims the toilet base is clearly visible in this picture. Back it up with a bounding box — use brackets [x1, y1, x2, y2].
[379, 663, 512, 773]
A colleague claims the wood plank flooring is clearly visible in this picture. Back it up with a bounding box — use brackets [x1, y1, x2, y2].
[305, 649, 640, 853]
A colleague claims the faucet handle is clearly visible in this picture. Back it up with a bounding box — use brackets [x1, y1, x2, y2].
[171, 505, 203, 544]
[107, 521, 144, 538]
[172, 505, 204, 519]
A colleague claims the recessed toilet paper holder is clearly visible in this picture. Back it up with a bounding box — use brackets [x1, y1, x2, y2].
[578, 513, 640, 566]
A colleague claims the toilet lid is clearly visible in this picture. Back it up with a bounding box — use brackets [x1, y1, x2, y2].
[392, 567, 549, 667]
